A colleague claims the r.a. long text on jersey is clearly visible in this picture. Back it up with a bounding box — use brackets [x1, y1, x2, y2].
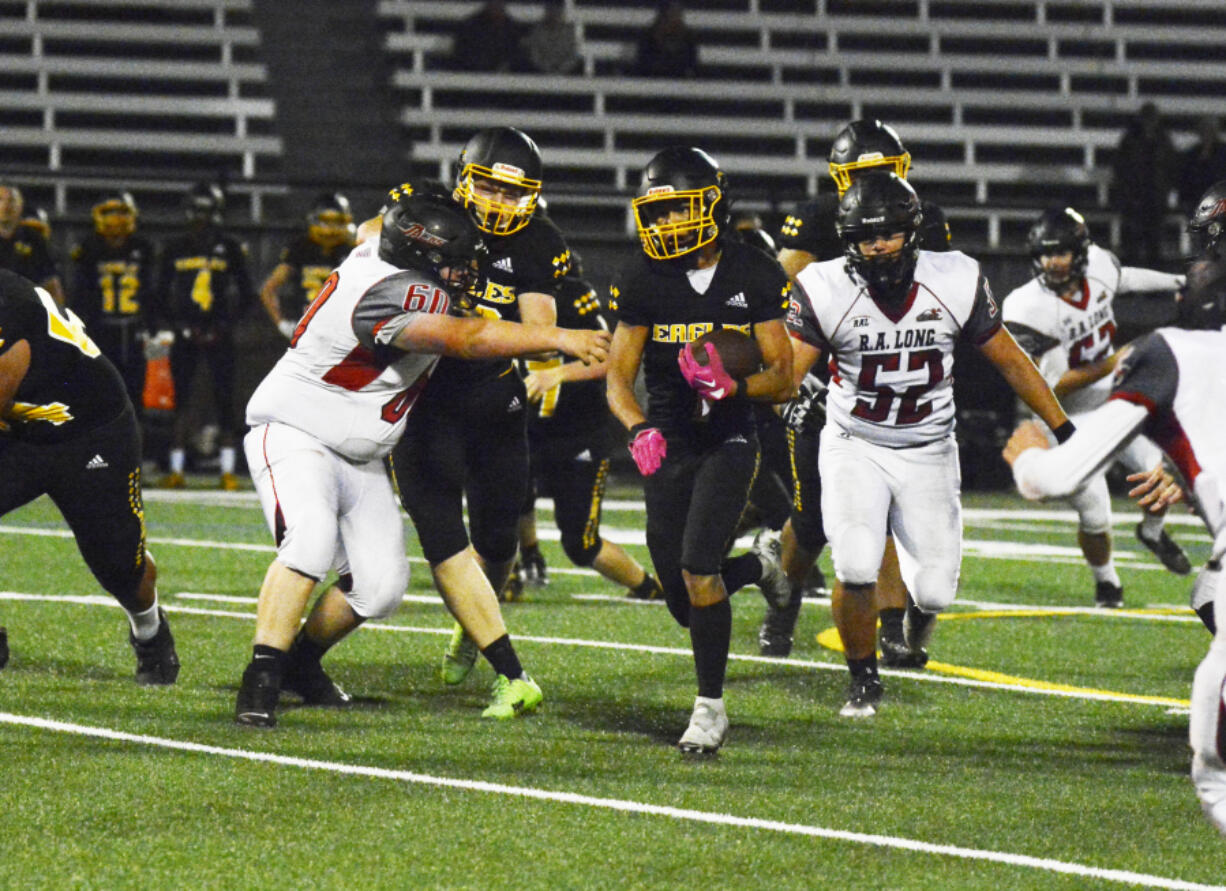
[790, 250, 1000, 448]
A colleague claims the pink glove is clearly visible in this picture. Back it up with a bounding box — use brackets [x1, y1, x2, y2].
[678, 342, 737, 401]
[628, 424, 667, 476]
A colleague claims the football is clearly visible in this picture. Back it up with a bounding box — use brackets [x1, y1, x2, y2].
[688, 327, 763, 378]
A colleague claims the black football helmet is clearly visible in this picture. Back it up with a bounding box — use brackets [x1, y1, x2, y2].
[633, 146, 729, 262]
[307, 192, 355, 249]
[836, 172, 923, 303]
[1027, 207, 1092, 292]
[92, 191, 137, 239]
[454, 127, 543, 236]
[1188, 179, 1226, 258]
[828, 120, 912, 198]
[380, 180, 488, 304]
[185, 182, 225, 227]
[919, 202, 951, 252]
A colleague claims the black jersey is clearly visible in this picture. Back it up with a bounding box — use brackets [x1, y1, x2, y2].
[524, 275, 610, 437]
[0, 269, 129, 443]
[778, 195, 949, 260]
[69, 233, 157, 331]
[0, 227, 60, 286]
[431, 214, 572, 390]
[610, 238, 791, 448]
[275, 235, 350, 322]
[153, 227, 254, 335]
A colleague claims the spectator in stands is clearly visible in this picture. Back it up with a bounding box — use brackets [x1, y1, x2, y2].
[632, 0, 698, 79]
[1178, 115, 1226, 215]
[0, 184, 67, 307]
[1111, 102, 1177, 267]
[522, 0, 580, 75]
[449, 0, 527, 73]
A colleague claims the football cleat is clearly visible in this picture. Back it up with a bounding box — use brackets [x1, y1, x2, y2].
[879, 633, 928, 669]
[129, 608, 180, 686]
[758, 596, 801, 657]
[1135, 523, 1192, 575]
[234, 662, 280, 728]
[481, 673, 543, 719]
[500, 563, 525, 602]
[903, 602, 937, 659]
[159, 472, 186, 489]
[282, 642, 351, 707]
[0, 626, 8, 670]
[1094, 581, 1125, 609]
[752, 528, 794, 610]
[219, 472, 241, 491]
[440, 622, 479, 685]
[677, 697, 729, 754]
[839, 674, 884, 718]
[521, 545, 548, 586]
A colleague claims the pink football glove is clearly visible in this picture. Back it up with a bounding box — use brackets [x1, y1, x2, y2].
[678, 342, 737, 401]
[628, 425, 667, 476]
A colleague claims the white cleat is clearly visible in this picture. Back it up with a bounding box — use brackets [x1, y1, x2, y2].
[677, 696, 729, 755]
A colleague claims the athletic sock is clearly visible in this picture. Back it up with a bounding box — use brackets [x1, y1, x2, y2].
[250, 643, 288, 679]
[168, 448, 186, 474]
[690, 599, 732, 699]
[481, 634, 524, 680]
[847, 653, 879, 680]
[1090, 562, 1121, 587]
[219, 446, 236, 475]
[720, 552, 761, 594]
[290, 630, 330, 665]
[631, 575, 658, 598]
[878, 607, 905, 642]
[127, 602, 161, 642]
[1138, 512, 1165, 540]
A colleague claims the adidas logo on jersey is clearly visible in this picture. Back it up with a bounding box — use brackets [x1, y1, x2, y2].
[574, 449, 592, 463]
[86, 454, 108, 470]
[493, 257, 514, 273]
[507, 396, 523, 413]
[726, 292, 749, 309]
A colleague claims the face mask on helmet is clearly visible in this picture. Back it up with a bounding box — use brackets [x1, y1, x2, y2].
[185, 184, 224, 228]
[92, 194, 137, 239]
[454, 164, 541, 236]
[828, 120, 912, 198]
[837, 173, 922, 303]
[1028, 207, 1091, 293]
[308, 194, 355, 249]
[1188, 181, 1226, 259]
[633, 184, 723, 261]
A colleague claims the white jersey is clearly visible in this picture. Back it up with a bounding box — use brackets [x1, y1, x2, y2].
[1002, 244, 1182, 415]
[789, 249, 1001, 448]
[245, 242, 449, 463]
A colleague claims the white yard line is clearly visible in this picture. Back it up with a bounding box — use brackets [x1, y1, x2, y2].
[0, 712, 1218, 891]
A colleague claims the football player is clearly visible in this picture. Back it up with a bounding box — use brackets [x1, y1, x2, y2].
[606, 147, 794, 754]
[149, 182, 256, 491]
[518, 270, 664, 600]
[390, 127, 576, 690]
[789, 173, 1071, 716]
[259, 192, 356, 339]
[235, 181, 609, 728]
[69, 191, 158, 409]
[1002, 206, 1190, 608]
[1004, 179, 1226, 836]
[0, 267, 178, 684]
[0, 183, 67, 307]
[768, 120, 947, 665]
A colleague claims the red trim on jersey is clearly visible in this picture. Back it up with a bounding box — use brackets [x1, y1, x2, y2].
[873, 282, 918, 325]
[1110, 391, 1202, 485]
[321, 345, 390, 391]
[1058, 278, 1092, 311]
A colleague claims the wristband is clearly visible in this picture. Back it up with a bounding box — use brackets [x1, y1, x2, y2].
[733, 377, 748, 398]
[1053, 420, 1076, 444]
[628, 421, 653, 443]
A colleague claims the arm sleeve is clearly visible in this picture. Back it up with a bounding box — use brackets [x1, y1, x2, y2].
[1011, 399, 1150, 500]
[1118, 266, 1183, 296]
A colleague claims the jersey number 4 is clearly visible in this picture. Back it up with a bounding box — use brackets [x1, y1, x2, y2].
[852, 348, 942, 425]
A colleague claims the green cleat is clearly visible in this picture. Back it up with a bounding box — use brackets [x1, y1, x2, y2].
[440, 622, 479, 685]
[481, 673, 543, 719]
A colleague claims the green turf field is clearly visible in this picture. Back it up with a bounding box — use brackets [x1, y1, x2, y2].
[1, 483, 1222, 890]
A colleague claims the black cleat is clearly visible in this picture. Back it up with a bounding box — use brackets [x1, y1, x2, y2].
[1094, 580, 1125, 609]
[840, 674, 884, 718]
[129, 608, 180, 686]
[1135, 523, 1192, 575]
[627, 574, 664, 601]
[0, 627, 8, 670]
[283, 643, 351, 707]
[235, 663, 281, 728]
[521, 545, 548, 586]
[879, 633, 929, 669]
[758, 596, 801, 657]
[500, 561, 525, 602]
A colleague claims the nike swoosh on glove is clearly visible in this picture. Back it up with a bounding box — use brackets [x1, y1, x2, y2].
[678, 342, 736, 401]
[628, 424, 667, 476]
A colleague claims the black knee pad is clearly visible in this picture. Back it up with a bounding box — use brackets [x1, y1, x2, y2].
[472, 527, 518, 565]
[560, 532, 600, 568]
